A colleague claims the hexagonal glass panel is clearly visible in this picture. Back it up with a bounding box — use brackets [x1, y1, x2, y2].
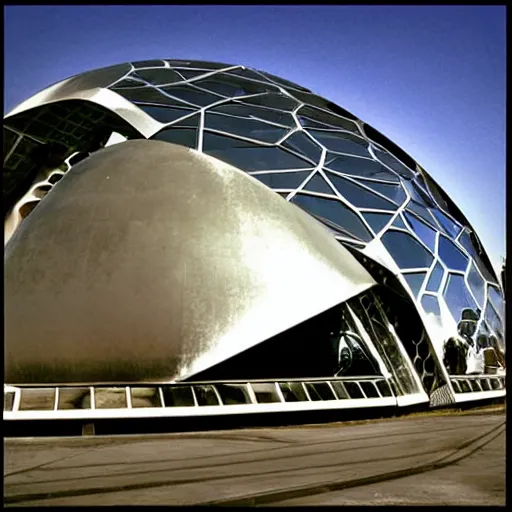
[325, 172, 397, 211]
[291, 193, 373, 242]
[443, 274, 479, 325]
[203, 133, 309, 171]
[438, 236, 468, 272]
[325, 155, 400, 182]
[381, 230, 434, 269]
[425, 261, 444, 292]
[404, 211, 437, 252]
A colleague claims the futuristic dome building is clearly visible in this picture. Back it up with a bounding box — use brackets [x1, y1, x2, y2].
[4, 59, 505, 425]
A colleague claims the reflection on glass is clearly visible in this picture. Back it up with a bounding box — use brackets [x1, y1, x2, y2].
[160, 85, 223, 107]
[330, 305, 381, 377]
[443, 274, 478, 326]
[391, 214, 408, 230]
[467, 261, 486, 308]
[404, 212, 436, 252]
[442, 308, 484, 376]
[357, 179, 406, 205]
[211, 103, 294, 127]
[203, 133, 309, 171]
[303, 173, 336, 195]
[252, 171, 311, 190]
[240, 93, 299, 111]
[406, 202, 439, 231]
[431, 208, 461, 238]
[309, 130, 369, 157]
[348, 291, 420, 395]
[458, 230, 498, 284]
[438, 236, 468, 272]
[403, 272, 427, 298]
[132, 68, 182, 85]
[291, 193, 373, 242]
[205, 113, 287, 143]
[487, 285, 504, 320]
[298, 105, 359, 133]
[381, 230, 434, 269]
[421, 295, 441, 318]
[361, 212, 394, 235]
[325, 172, 396, 210]
[373, 147, 415, 180]
[283, 132, 323, 162]
[152, 128, 197, 149]
[426, 261, 444, 292]
[325, 155, 400, 182]
[138, 105, 194, 123]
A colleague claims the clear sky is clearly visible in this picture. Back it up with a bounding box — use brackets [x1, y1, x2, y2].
[4, 5, 506, 274]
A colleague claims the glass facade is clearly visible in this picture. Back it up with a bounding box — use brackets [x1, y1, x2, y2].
[3, 59, 504, 407]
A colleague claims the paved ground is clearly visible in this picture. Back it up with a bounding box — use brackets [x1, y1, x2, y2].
[4, 408, 505, 506]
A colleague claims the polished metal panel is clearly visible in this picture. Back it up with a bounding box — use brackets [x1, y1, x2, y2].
[5, 63, 161, 139]
[5, 140, 376, 385]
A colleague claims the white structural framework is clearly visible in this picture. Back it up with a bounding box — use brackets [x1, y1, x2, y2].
[3, 59, 505, 423]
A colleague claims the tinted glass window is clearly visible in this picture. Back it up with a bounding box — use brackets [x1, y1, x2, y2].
[431, 209, 461, 238]
[403, 272, 427, 298]
[404, 212, 436, 252]
[174, 68, 209, 79]
[152, 128, 197, 149]
[111, 78, 146, 89]
[162, 387, 195, 407]
[405, 202, 439, 231]
[133, 60, 166, 68]
[298, 105, 359, 133]
[488, 285, 504, 319]
[403, 180, 434, 207]
[485, 302, 504, 348]
[194, 78, 246, 97]
[421, 294, 441, 318]
[391, 214, 408, 230]
[326, 172, 396, 211]
[373, 147, 415, 180]
[362, 212, 393, 235]
[211, 104, 295, 127]
[381, 230, 434, 269]
[193, 385, 219, 406]
[205, 113, 287, 143]
[203, 133, 309, 171]
[443, 274, 478, 324]
[325, 155, 400, 182]
[199, 74, 274, 96]
[251, 171, 311, 189]
[116, 87, 190, 107]
[283, 131, 323, 162]
[425, 261, 444, 292]
[458, 230, 497, 284]
[303, 172, 336, 195]
[467, 261, 486, 308]
[160, 85, 223, 107]
[438, 236, 468, 272]
[238, 93, 299, 111]
[131, 68, 182, 85]
[309, 130, 370, 158]
[138, 105, 194, 123]
[356, 179, 406, 205]
[259, 70, 310, 92]
[291, 193, 373, 242]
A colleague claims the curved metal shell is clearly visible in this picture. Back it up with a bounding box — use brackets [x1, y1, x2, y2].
[4, 140, 376, 385]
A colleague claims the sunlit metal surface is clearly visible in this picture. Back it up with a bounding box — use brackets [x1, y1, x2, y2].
[5, 140, 376, 385]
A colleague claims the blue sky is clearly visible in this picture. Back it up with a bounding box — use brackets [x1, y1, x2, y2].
[4, 5, 506, 273]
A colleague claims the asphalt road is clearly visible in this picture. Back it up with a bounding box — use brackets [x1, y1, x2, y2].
[4, 409, 505, 506]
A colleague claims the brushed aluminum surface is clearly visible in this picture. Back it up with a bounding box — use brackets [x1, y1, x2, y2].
[5, 140, 375, 384]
